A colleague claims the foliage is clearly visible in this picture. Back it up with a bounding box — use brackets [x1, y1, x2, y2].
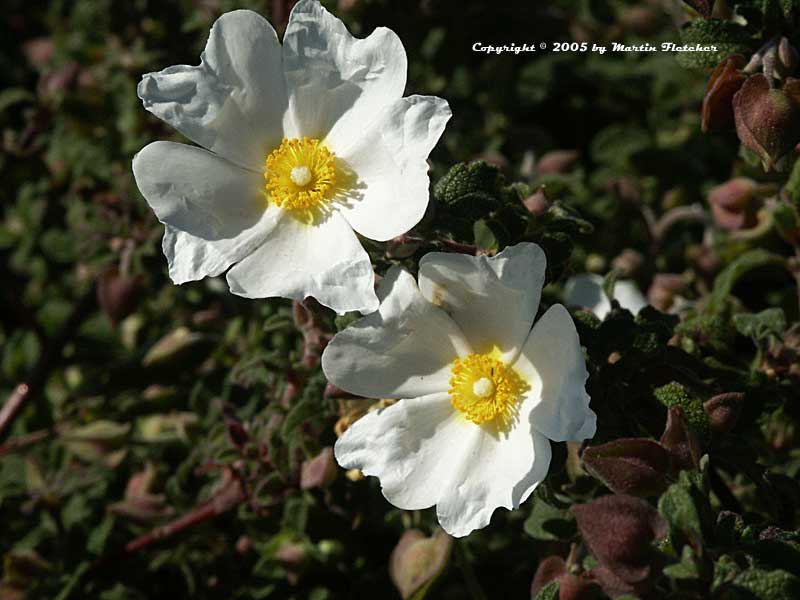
[1, 0, 800, 599]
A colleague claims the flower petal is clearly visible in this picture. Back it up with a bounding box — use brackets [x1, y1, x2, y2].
[225, 210, 378, 314]
[435, 424, 552, 538]
[137, 10, 288, 170]
[564, 273, 647, 320]
[614, 280, 648, 316]
[132, 141, 265, 240]
[282, 0, 406, 144]
[322, 267, 471, 398]
[513, 304, 596, 442]
[335, 393, 477, 510]
[334, 95, 451, 241]
[418, 243, 547, 362]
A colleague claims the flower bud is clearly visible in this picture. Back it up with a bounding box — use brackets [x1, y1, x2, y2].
[572, 495, 667, 586]
[275, 541, 306, 585]
[531, 556, 567, 595]
[300, 447, 338, 490]
[536, 150, 579, 175]
[733, 74, 800, 170]
[96, 266, 143, 324]
[591, 565, 653, 598]
[389, 529, 452, 600]
[22, 37, 54, 70]
[611, 249, 644, 278]
[522, 187, 550, 216]
[606, 176, 641, 205]
[558, 574, 602, 600]
[703, 392, 744, 433]
[142, 327, 209, 368]
[60, 420, 131, 466]
[686, 244, 721, 279]
[659, 406, 701, 470]
[778, 37, 799, 77]
[702, 55, 747, 133]
[531, 556, 600, 600]
[708, 178, 759, 230]
[582, 438, 671, 497]
[224, 411, 249, 448]
[647, 273, 686, 312]
[38, 61, 79, 100]
[386, 237, 420, 259]
[683, 0, 712, 17]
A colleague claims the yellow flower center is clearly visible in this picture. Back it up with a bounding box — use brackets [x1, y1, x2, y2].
[448, 350, 529, 430]
[264, 137, 337, 214]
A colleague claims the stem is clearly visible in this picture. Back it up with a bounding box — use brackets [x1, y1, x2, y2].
[0, 384, 30, 438]
[397, 234, 479, 255]
[120, 472, 246, 556]
[0, 425, 58, 457]
[650, 204, 708, 244]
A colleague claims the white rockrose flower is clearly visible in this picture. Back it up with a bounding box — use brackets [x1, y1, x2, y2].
[564, 273, 647, 320]
[322, 243, 597, 537]
[132, 0, 450, 314]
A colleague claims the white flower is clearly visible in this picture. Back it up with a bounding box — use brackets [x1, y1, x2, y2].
[564, 273, 647, 320]
[322, 243, 596, 537]
[132, 1, 450, 314]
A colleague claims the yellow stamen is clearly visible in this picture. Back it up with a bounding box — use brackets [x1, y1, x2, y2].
[264, 137, 337, 215]
[448, 349, 528, 431]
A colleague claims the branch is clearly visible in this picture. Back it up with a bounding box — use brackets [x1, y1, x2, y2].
[0, 425, 58, 457]
[121, 470, 246, 556]
[0, 384, 30, 438]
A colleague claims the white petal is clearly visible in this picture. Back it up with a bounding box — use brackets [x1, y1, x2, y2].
[282, 0, 406, 144]
[418, 243, 547, 362]
[162, 223, 273, 285]
[436, 424, 552, 538]
[334, 95, 451, 241]
[225, 210, 378, 314]
[513, 304, 596, 442]
[132, 141, 265, 240]
[335, 391, 553, 538]
[335, 393, 477, 510]
[138, 10, 288, 169]
[564, 273, 647, 320]
[564, 274, 611, 319]
[322, 267, 471, 398]
[614, 280, 648, 315]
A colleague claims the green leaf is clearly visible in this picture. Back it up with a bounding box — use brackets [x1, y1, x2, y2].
[87, 515, 115, 555]
[733, 308, 787, 342]
[785, 156, 800, 207]
[654, 382, 710, 437]
[660, 483, 703, 547]
[730, 567, 800, 599]
[0, 88, 34, 113]
[658, 460, 711, 550]
[771, 201, 800, 245]
[535, 581, 560, 600]
[676, 19, 752, 69]
[433, 161, 502, 210]
[523, 487, 575, 541]
[473, 219, 499, 252]
[708, 250, 786, 314]
[281, 395, 319, 438]
[281, 496, 309, 532]
[663, 545, 703, 580]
